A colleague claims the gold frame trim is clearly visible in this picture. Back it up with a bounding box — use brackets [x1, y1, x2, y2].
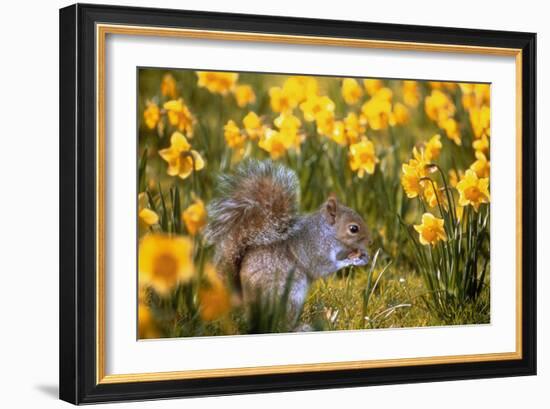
[96, 23, 523, 385]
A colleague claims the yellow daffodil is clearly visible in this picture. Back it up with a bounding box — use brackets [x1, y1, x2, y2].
[300, 95, 335, 122]
[282, 76, 318, 104]
[411, 147, 430, 174]
[139, 234, 194, 295]
[374, 87, 393, 102]
[315, 109, 336, 137]
[163, 99, 195, 137]
[473, 134, 490, 154]
[269, 86, 297, 113]
[158, 132, 205, 179]
[138, 303, 160, 339]
[344, 112, 366, 144]
[456, 169, 490, 211]
[424, 134, 442, 161]
[401, 162, 423, 198]
[198, 263, 231, 321]
[423, 180, 448, 209]
[460, 83, 490, 111]
[233, 84, 256, 107]
[143, 101, 160, 130]
[414, 213, 447, 246]
[363, 79, 383, 96]
[441, 117, 462, 146]
[429, 81, 457, 91]
[224, 120, 246, 149]
[258, 127, 300, 159]
[258, 128, 284, 159]
[273, 113, 303, 150]
[294, 76, 319, 100]
[448, 169, 464, 188]
[160, 73, 178, 99]
[274, 112, 301, 132]
[342, 78, 363, 105]
[401, 147, 430, 198]
[474, 84, 490, 104]
[196, 71, 238, 95]
[392, 102, 410, 126]
[425, 89, 456, 124]
[182, 199, 207, 235]
[361, 88, 393, 131]
[470, 151, 490, 178]
[469, 105, 491, 139]
[243, 111, 264, 140]
[403, 80, 420, 107]
[328, 120, 347, 146]
[268, 76, 318, 114]
[349, 137, 379, 178]
[138, 192, 159, 233]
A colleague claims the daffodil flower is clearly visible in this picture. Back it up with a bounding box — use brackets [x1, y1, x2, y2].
[456, 169, 490, 211]
[473, 134, 490, 154]
[160, 73, 178, 99]
[196, 71, 238, 95]
[361, 89, 393, 131]
[158, 132, 205, 179]
[401, 147, 431, 198]
[414, 213, 447, 246]
[470, 151, 490, 178]
[403, 80, 420, 108]
[425, 89, 456, 124]
[392, 102, 410, 126]
[163, 99, 195, 137]
[224, 120, 246, 149]
[441, 117, 462, 145]
[422, 180, 448, 209]
[138, 303, 160, 339]
[343, 112, 365, 144]
[138, 234, 194, 295]
[243, 111, 264, 140]
[469, 105, 491, 139]
[138, 192, 159, 233]
[182, 199, 207, 235]
[349, 137, 379, 178]
[198, 263, 231, 321]
[342, 78, 363, 105]
[363, 79, 383, 96]
[143, 101, 160, 130]
[401, 162, 423, 198]
[300, 95, 335, 122]
[258, 127, 299, 159]
[233, 84, 256, 107]
[424, 134, 442, 161]
[269, 86, 298, 113]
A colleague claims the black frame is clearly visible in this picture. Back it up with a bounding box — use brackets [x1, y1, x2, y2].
[59, 3, 537, 404]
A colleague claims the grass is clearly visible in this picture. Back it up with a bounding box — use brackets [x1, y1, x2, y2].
[302, 263, 490, 331]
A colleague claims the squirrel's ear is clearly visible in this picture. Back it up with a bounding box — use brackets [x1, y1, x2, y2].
[324, 195, 338, 224]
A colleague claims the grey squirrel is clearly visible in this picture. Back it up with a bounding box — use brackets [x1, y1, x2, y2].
[205, 160, 370, 320]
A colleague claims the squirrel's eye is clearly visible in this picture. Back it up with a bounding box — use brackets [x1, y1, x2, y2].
[348, 224, 359, 234]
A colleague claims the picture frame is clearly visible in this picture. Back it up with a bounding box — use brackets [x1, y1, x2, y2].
[59, 3, 537, 404]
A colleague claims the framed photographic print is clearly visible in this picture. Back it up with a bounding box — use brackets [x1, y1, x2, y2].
[59, 3, 537, 404]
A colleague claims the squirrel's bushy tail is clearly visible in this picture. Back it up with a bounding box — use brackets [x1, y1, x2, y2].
[205, 160, 300, 287]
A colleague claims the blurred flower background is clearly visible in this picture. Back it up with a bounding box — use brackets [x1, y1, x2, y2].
[137, 69, 491, 338]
